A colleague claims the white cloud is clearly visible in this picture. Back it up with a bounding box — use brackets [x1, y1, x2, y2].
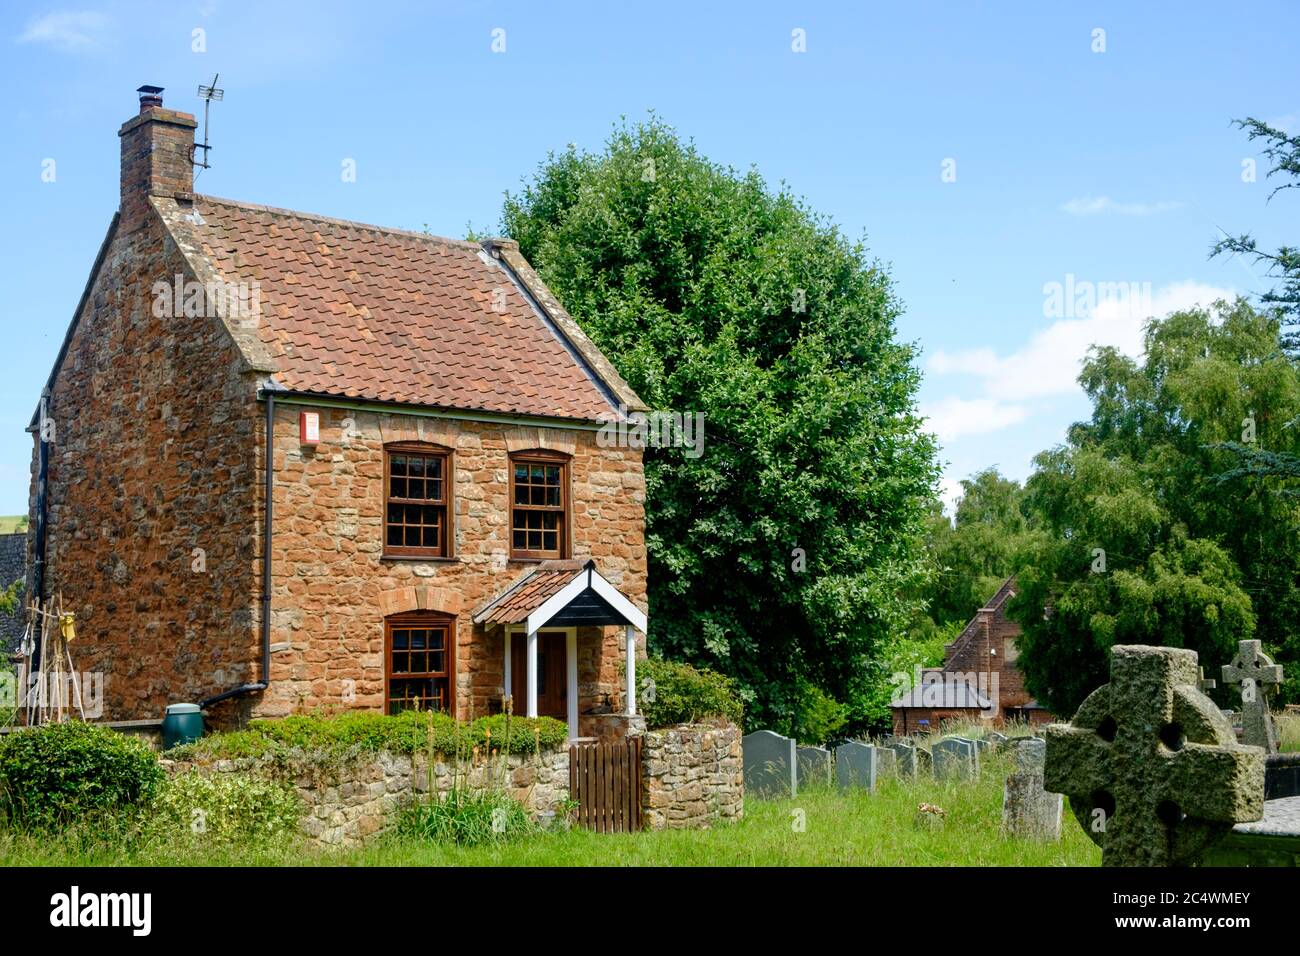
[17, 11, 110, 52]
[928, 280, 1234, 403]
[919, 396, 1029, 443]
[1266, 113, 1297, 135]
[938, 476, 964, 518]
[1061, 196, 1183, 217]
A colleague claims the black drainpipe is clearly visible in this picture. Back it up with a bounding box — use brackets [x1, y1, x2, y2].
[28, 391, 51, 677]
[199, 391, 274, 709]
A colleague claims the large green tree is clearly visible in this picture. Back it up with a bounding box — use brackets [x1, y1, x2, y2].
[501, 118, 938, 734]
[1012, 301, 1300, 713]
[924, 468, 1044, 628]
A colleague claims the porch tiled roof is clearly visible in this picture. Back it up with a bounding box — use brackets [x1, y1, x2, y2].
[169, 195, 634, 421]
[473, 560, 588, 625]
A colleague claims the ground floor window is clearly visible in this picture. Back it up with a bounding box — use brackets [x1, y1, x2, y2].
[385, 613, 454, 714]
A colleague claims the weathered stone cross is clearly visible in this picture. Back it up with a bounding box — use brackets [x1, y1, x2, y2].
[1045, 645, 1264, 866]
[1222, 639, 1283, 753]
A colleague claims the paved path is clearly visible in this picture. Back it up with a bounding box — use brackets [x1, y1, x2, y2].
[1233, 796, 1300, 836]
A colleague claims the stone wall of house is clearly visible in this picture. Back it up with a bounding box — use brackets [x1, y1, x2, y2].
[32, 206, 263, 723]
[642, 721, 743, 830]
[256, 405, 648, 724]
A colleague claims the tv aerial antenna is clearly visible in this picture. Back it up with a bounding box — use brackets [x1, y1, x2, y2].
[193, 73, 224, 176]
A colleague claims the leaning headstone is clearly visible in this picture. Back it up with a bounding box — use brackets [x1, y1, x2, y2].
[887, 742, 918, 777]
[988, 732, 1010, 750]
[797, 745, 833, 788]
[834, 741, 879, 791]
[1222, 639, 1284, 753]
[916, 747, 932, 774]
[972, 738, 992, 755]
[1046, 644, 1265, 866]
[743, 730, 797, 798]
[932, 737, 978, 780]
[1002, 737, 1063, 840]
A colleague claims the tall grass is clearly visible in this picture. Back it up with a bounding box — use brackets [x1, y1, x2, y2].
[1278, 711, 1300, 753]
[1, 745, 1098, 867]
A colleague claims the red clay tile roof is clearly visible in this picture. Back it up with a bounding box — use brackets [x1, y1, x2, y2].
[473, 560, 587, 625]
[184, 195, 621, 421]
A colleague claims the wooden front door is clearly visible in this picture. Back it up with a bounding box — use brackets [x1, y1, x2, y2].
[511, 631, 568, 719]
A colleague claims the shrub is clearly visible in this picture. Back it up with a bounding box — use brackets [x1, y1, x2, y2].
[395, 789, 536, 846]
[167, 710, 569, 764]
[143, 771, 300, 844]
[790, 682, 849, 745]
[638, 658, 743, 729]
[0, 721, 164, 830]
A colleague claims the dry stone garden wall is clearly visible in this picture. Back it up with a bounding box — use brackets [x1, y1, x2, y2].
[166, 746, 569, 847]
[641, 721, 743, 829]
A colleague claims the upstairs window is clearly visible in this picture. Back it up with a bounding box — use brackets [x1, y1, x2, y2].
[509, 452, 568, 560]
[384, 444, 452, 558]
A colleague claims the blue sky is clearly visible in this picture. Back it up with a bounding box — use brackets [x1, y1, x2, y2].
[0, 0, 1296, 514]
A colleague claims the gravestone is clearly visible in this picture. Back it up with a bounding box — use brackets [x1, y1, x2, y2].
[1198, 667, 1216, 694]
[1002, 737, 1063, 840]
[743, 730, 797, 798]
[932, 737, 979, 780]
[988, 732, 1010, 750]
[834, 741, 879, 791]
[887, 741, 918, 777]
[797, 745, 833, 788]
[876, 745, 897, 779]
[1222, 639, 1284, 753]
[1045, 644, 1265, 866]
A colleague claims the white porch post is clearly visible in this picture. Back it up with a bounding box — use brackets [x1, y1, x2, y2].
[566, 630, 578, 740]
[525, 629, 539, 718]
[503, 627, 513, 713]
[625, 624, 637, 716]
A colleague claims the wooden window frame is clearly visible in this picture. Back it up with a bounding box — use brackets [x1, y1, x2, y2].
[508, 450, 571, 561]
[383, 442, 454, 560]
[384, 612, 456, 715]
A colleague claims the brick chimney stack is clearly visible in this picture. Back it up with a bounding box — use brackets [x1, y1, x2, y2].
[118, 85, 197, 233]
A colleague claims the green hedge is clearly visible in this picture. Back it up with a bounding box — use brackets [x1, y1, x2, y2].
[167, 710, 569, 764]
[638, 658, 743, 729]
[0, 721, 164, 830]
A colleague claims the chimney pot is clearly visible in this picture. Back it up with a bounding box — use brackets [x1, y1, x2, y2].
[137, 84, 165, 113]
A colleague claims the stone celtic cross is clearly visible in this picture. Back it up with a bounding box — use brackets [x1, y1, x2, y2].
[1222, 639, 1284, 753]
[1045, 645, 1264, 866]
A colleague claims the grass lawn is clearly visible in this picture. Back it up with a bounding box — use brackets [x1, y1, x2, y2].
[0, 749, 1100, 867]
[0, 516, 24, 534]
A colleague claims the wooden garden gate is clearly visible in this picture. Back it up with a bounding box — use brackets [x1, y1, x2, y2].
[569, 736, 643, 833]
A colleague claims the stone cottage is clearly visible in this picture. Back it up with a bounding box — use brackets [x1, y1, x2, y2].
[24, 87, 649, 737]
[890, 577, 1052, 734]
[0, 531, 27, 652]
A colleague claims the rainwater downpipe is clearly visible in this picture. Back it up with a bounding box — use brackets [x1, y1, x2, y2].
[199, 391, 274, 709]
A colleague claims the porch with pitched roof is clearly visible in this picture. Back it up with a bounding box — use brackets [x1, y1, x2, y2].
[472, 559, 647, 741]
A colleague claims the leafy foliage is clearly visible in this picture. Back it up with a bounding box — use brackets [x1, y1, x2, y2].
[1013, 302, 1300, 712]
[1211, 118, 1300, 349]
[145, 771, 301, 844]
[637, 657, 743, 729]
[502, 117, 938, 734]
[167, 711, 569, 764]
[0, 721, 164, 830]
[911, 469, 1046, 630]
